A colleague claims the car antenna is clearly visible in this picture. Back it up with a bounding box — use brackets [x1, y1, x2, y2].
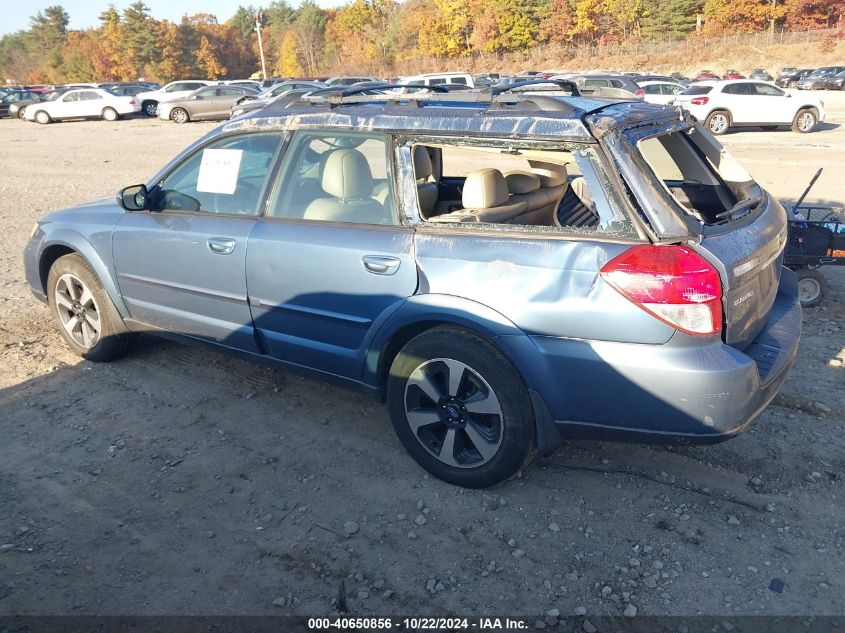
[793, 167, 823, 211]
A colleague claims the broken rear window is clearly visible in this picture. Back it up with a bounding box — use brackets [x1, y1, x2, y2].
[637, 128, 760, 225]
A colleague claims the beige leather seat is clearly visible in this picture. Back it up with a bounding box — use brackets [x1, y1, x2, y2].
[304, 149, 389, 224]
[413, 146, 439, 216]
[503, 161, 569, 225]
[429, 168, 527, 223]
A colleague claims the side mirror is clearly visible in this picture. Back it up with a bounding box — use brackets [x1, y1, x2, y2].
[117, 184, 149, 211]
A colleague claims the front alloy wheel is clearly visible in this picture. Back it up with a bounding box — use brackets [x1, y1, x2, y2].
[47, 253, 135, 362]
[54, 273, 101, 349]
[171, 108, 189, 124]
[793, 109, 817, 133]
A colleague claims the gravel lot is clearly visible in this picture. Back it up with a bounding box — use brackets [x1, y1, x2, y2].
[0, 93, 843, 620]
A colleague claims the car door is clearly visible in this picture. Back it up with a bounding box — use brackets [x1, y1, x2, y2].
[720, 82, 754, 123]
[112, 131, 285, 352]
[210, 87, 246, 118]
[77, 90, 104, 117]
[246, 130, 418, 378]
[53, 91, 84, 119]
[188, 87, 220, 120]
[751, 82, 793, 122]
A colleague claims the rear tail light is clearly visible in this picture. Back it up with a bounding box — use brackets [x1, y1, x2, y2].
[690, 96, 709, 105]
[129, 98, 136, 105]
[634, 88, 645, 97]
[600, 245, 723, 336]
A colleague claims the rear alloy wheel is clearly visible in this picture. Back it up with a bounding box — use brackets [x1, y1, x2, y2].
[47, 254, 135, 361]
[17, 107, 26, 119]
[705, 110, 730, 135]
[101, 107, 119, 121]
[792, 108, 817, 133]
[795, 268, 827, 307]
[35, 110, 51, 125]
[171, 108, 189, 124]
[143, 101, 157, 116]
[387, 327, 535, 488]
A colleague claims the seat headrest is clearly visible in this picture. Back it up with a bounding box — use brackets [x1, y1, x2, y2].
[505, 171, 541, 194]
[413, 146, 433, 180]
[528, 161, 568, 187]
[321, 149, 374, 199]
[462, 168, 509, 209]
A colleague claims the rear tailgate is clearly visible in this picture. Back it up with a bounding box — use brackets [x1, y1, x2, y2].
[586, 105, 788, 351]
[694, 194, 788, 350]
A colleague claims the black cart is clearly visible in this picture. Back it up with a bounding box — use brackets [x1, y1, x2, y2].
[783, 203, 845, 307]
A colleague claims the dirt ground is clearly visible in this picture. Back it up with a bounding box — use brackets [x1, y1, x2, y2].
[0, 93, 843, 620]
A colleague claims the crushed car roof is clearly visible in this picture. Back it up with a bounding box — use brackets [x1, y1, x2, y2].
[222, 95, 683, 143]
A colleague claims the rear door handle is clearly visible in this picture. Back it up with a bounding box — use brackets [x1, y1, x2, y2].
[207, 237, 236, 255]
[362, 255, 401, 275]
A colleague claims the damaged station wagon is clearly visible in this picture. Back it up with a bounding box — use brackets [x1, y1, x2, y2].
[24, 82, 801, 488]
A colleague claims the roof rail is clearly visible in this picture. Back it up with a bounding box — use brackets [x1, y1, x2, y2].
[491, 78, 581, 97]
[291, 78, 589, 114]
[301, 82, 448, 106]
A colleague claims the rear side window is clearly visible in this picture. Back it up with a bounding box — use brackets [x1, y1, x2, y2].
[722, 83, 752, 95]
[451, 77, 468, 85]
[416, 141, 636, 237]
[682, 85, 712, 95]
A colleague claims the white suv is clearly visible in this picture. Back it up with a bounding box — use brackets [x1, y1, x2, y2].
[136, 80, 219, 117]
[674, 80, 824, 135]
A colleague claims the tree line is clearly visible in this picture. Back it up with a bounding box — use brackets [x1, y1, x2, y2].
[0, 0, 841, 84]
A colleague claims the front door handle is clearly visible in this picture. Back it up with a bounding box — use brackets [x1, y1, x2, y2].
[207, 237, 236, 255]
[362, 255, 401, 275]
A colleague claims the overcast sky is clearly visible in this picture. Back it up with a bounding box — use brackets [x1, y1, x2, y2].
[3, 0, 342, 36]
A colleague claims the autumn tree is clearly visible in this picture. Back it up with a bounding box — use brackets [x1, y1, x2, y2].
[701, 0, 785, 33]
[292, 1, 327, 76]
[783, 0, 843, 29]
[276, 30, 303, 75]
[97, 6, 136, 80]
[539, 0, 576, 44]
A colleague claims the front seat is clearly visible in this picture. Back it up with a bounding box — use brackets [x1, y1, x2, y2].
[304, 149, 388, 224]
[413, 145, 439, 216]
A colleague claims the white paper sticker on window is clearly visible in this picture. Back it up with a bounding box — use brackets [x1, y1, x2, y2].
[196, 149, 243, 195]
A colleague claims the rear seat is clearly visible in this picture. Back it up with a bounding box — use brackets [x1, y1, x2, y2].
[429, 168, 526, 223]
[503, 161, 569, 225]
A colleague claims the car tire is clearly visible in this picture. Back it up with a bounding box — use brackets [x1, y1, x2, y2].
[34, 110, 51, 125]
[171, 108, 189, 124]
[142, 101, 157, 116]
[101, 107, 119, 121]
[47, 254, 135, 362]
[792, 108, 818, 133]
[386, 326, 536, 488]
[705, 110, 731, 135]
[17, 107, 27, 119]
[795, 268, 827, 307]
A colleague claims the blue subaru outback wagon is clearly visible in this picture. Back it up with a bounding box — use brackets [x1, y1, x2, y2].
[24, 84, 801, 487]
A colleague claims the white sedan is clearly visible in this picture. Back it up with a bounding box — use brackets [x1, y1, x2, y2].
[25, 88, 140, 124]
[673, 80, 825, 134]
[637, 80, 686, 105]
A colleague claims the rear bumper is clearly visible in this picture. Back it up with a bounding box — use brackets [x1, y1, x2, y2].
[518, 268, 801, 445]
